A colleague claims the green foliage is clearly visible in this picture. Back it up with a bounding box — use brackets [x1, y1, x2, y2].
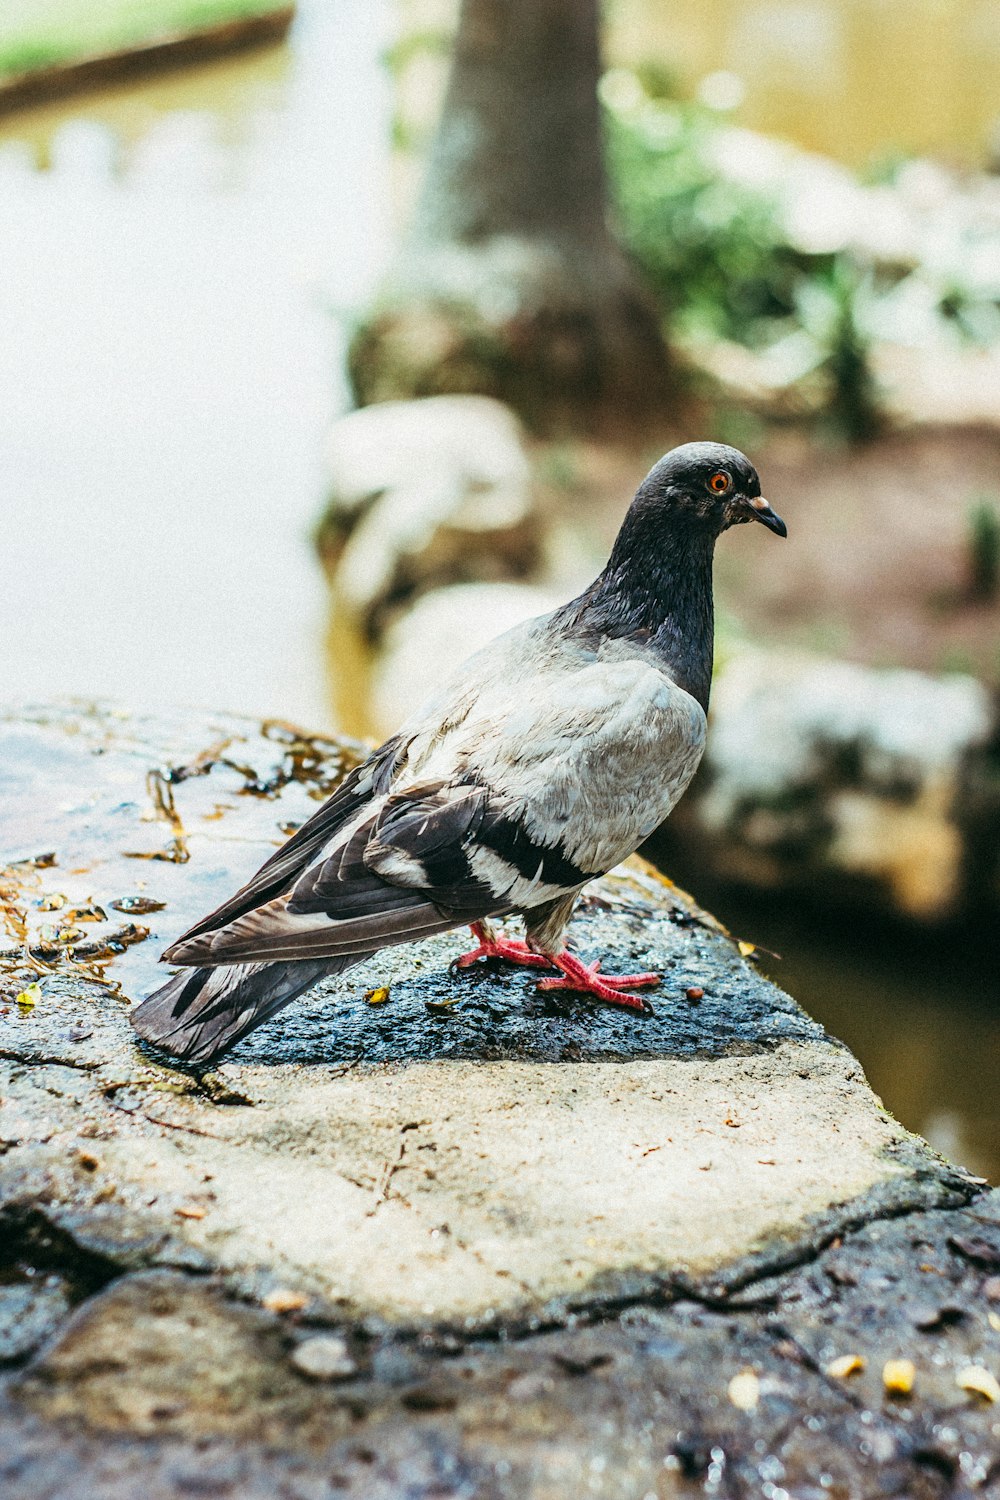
[0, 0, 285, 80]
[794, 258, 882, 441]
[606, 100, 810, 349]
[629, 59, 683, 103]
[605, 84, 886, 440]
[966, 497, 1000, 602]
[0, 39, 72, 73]
[938, 281, 1000, 348]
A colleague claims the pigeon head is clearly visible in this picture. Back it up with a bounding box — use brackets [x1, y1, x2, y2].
[585, 440, 786, 709]
[641, 441, 786, 539]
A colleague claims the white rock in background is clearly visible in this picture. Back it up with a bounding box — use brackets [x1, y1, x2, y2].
[697, 652, 994, 921]
[370, 582, 560, 738]
[320, 396, 541, 639]
[290, 1335, 357, 1382]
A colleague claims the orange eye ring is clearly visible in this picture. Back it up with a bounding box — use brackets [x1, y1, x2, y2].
[709, 471, 731, 494]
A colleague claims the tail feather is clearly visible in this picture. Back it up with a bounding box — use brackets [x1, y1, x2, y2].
[129, 956, 362, 1065]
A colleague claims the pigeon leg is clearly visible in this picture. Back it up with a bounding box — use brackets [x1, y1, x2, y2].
[452, 921, 555, 971]
[536, 953, 659, 1013]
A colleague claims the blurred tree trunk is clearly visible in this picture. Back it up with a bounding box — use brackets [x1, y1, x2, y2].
[349, 0, 672, 435]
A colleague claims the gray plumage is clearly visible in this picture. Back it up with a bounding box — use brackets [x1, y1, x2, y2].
[131, 441, 785, 1064]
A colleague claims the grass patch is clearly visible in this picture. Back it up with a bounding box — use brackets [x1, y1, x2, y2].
[0, 0, 287, 79]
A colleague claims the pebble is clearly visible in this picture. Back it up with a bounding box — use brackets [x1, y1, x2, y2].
[291, 1334, 357, 1382]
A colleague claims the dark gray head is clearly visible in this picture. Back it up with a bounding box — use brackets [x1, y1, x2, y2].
[576, 443, 784, 711]
[639, 441, 786, 539]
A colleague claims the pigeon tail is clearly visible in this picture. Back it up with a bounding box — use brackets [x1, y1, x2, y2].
[130, 955, 361, 1066]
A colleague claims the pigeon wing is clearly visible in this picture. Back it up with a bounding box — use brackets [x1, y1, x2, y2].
[165, 779, 511, 966]
[165, 639, 707, 970]
[164, 733, 408, 951]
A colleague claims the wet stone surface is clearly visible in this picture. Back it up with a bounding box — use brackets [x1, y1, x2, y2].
[1, 703, 998, 1498]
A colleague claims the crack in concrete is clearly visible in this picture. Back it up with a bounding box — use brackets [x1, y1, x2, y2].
[0, 1047, 99, 1071]
[104, 1097, 223, 1138]
[367, 1136, 411, 1217]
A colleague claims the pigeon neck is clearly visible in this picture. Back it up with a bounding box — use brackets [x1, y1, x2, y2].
[581, 501, 718, 711]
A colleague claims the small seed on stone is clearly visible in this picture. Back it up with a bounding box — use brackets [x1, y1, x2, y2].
[263, 1288, 308, 1314]
[685, 986, 704, 1001]
[826, 1354, 865, 1379]
[957, 1365, 1000, 1402]
[291, 1334, 357, 1382]
[727, 1369, 760, 1411]
[882, 1359, 915, 1396]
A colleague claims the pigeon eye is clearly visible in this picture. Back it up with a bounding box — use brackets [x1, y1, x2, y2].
[709, 472, 731, 494]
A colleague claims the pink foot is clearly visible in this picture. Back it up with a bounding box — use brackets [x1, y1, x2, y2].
[536, 953, 659, 1013]
[452, 922, 555, 972]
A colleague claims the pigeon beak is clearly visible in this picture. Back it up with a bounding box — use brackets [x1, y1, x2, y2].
[746, 496, 787, 537]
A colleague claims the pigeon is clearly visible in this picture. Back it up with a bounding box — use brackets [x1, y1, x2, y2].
[131, 441, 785, 1064]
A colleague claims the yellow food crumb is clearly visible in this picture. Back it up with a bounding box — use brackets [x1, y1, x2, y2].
[826, 1353, 865, 1379]
[882, 1359, 915, 1395]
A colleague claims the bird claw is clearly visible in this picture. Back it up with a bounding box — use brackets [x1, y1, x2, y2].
[452, 931, 658, 1014]
[536, 955, 659, 1013]
[452, 929, 554, 973]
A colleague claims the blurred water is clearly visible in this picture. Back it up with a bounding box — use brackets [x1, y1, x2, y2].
[0, 0, 392, 728]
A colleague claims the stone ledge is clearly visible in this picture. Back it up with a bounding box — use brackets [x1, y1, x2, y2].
[0, 703, 993, 1497]
[6, 1195, 1000, 1498]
